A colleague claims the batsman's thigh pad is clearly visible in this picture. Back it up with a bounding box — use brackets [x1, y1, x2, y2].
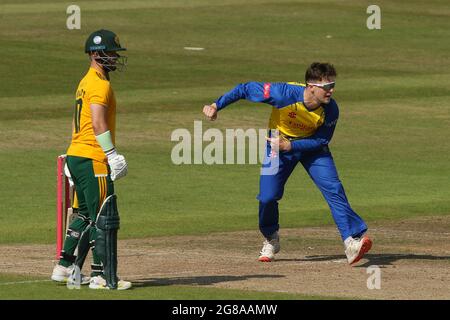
[95, 194, 120, 289]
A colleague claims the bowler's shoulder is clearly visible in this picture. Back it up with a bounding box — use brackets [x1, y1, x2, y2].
[285, 82, 305, 93]
[283, 82, 305, 99]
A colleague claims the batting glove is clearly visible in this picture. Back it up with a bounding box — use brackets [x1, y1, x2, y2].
[106, 150, 128, 181]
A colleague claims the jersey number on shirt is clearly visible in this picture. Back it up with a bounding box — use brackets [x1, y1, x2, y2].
[74, 98, 83, 133]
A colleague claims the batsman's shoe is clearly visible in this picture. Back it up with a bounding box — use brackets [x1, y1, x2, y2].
[89, 275, 132, 290]
[258, 233, 280, 262]
[51, 264, 90, 285]
[345, 236, 373, 265]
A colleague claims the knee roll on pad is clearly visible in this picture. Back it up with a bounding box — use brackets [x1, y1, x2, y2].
[95, 194, 120, 289]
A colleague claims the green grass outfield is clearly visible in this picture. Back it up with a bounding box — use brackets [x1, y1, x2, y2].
[0, 0, 449, 299]
[0, 274, 336, 300]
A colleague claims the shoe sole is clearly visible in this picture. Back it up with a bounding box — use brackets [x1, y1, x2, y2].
[89, 285, 109, 290]
[89, 285, 132, 290]
[258, 256, 274, 262]
[51, 275, 90, 285]
[350, 237, 372, 265]
[51, 275, 67, 283]
[118, 284, 132, 290]
[258, 245, 280, 262]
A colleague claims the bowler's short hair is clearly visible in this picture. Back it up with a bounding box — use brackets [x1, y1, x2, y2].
[305, 62, 337, 82]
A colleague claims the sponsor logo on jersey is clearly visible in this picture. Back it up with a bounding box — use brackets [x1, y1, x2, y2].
[263, 83, 271, 99]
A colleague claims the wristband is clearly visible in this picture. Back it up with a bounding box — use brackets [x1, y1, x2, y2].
[95, 130, 115, 153]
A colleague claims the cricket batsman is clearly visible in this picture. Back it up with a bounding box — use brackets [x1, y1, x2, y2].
[203, 62, 372, 265]
[51, 29, 131, 289]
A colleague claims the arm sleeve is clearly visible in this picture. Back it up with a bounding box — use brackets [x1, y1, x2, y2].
[215, 82, 300, 110]
[290, 101, 339, 152]
[89, 81, 111, 107]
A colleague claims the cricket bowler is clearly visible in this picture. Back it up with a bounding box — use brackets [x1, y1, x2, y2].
[203, 62, 372, 265]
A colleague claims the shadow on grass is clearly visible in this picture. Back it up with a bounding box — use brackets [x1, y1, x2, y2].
[133, 274, 285, 288]
[277, 253, 450, 267]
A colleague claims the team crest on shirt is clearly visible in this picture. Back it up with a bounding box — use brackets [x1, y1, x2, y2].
[288, 112, 296, 118]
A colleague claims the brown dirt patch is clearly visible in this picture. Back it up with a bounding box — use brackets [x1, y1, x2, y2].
[1, 216, 449, 299]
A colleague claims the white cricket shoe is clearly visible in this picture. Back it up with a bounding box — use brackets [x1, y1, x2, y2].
[51, 264, 90, 284]
[258, 232, 280, 262]
[345, 236, 373, 265]
[89, 275, 132, 290]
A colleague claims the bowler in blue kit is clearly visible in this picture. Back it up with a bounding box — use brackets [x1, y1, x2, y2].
[202, 62, 372, 265]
